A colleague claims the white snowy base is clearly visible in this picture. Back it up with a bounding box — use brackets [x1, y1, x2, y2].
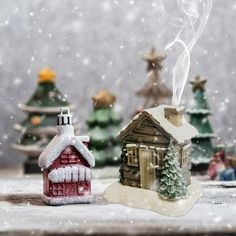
[42, 194, 94, 206]
[104, 182, 203, 216]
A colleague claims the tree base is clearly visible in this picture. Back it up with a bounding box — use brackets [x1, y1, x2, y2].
[191, 163, 209, 175]
[104, 181, 203, 216]
[24, 159, 41, 173]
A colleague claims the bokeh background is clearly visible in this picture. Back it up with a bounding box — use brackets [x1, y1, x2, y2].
[0, 0, 235, 166]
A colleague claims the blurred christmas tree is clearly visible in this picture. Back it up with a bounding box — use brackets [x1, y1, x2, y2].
[136, 47, 171, 110]
[159, 142, 187, 200]
[12, 67, 76, 173]
[187, 75, 215, 171]
[86, 90, 123, 167]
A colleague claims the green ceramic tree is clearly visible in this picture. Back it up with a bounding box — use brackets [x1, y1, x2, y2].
[86, 90, 123, 167]
[159, 142, 187, 200]
[12, 67, 76, 172]
[187, 75, 215, 168]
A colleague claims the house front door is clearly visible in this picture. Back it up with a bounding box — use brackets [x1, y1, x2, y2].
[139, 147, 157, 191]
[65, 183, 76, 196]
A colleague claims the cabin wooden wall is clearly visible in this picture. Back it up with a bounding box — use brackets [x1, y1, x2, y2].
[121, 117, 170, 148]
[120, 145, 140, 188]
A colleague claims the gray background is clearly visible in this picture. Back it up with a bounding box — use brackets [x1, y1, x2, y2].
[0, 0, 235, 166]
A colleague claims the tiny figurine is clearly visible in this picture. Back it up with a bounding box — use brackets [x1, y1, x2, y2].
[104, 105, 202, 216]
[207, 151, 225, 180]
[187, 75, 216, 173]
[135, 47, 172, 110]
[38, 107, 95, 205]
[207, 150, 236, 181]
[220, 158, 235, 181]
[86, 89, 123, 167]
[12, 67, 78, 173]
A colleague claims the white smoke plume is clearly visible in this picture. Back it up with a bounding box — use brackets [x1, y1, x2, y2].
[158, 0, 213, 106]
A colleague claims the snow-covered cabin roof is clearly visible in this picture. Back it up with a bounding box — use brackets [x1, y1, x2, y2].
[117, 105, 198, 144]
[38, 135, 95, 169]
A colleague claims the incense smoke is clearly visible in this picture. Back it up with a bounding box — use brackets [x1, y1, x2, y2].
[158, 0, 212, 106]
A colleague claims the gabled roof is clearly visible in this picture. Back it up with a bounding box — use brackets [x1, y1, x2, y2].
[117, 105, 198, 144]
[38, 135, 95, 169]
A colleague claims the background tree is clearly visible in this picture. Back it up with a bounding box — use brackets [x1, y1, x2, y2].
[159, 142, 187, 200]
[86, 89, 123, 167]
[187, 75, 216, 171]
[136, 47, 172, 110]
[12, 67, 76, 173]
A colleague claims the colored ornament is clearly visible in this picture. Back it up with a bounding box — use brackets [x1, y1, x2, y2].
[30, 116, 42, 126]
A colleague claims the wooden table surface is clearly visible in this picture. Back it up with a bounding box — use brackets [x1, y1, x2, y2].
[0, 172, 236, 235]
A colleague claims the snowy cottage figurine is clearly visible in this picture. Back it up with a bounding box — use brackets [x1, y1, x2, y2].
[118, 105, 197, 191]
[104, 105, 202, 216]
[38, 108, 95, 205]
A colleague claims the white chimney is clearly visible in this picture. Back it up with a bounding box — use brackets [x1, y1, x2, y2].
[164, 106, 185, 127]
[57, 107, 74, 136]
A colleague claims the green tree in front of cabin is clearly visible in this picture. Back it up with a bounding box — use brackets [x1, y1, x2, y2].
[159, 142, 187, 200]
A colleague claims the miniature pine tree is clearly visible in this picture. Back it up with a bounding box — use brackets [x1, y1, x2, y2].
[12, 67, 76, 173]
[159, 142, 187, 200]
[136, 47, 171, 109]
[187, 75, 215, 168]
[86, 90, 123, 167]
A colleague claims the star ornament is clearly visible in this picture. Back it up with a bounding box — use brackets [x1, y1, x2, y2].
[190, 75, 207, 92]
[143, 47, 166, 70]
[38, 67, 56, 84]
[92, 89, 116, 109]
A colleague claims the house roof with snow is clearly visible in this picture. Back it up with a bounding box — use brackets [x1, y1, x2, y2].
[117, 105, 198, 145]
[38, 135, 95, 169]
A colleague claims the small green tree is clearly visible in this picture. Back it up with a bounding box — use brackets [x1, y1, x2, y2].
[12, 67, 75, 173]
[159, 142, 187, 200]
[187, 75, 215, 167]
[86, 90, 123, 167]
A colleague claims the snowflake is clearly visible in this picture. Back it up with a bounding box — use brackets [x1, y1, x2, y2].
[83, 58, 90, 65]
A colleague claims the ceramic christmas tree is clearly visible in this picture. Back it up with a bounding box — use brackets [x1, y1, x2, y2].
[86, 90, 123, 167]
[105, 105, 202, 216]
[38, 107, 95, 205]
[159, 142, 187, 200]
[187, 75, 215, 172]
[12, 67, 77, 173]
[136, 47, 171, 110]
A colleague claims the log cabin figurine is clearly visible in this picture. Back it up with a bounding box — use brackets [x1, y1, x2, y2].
[118, 105, 198, 199]
[38, 107, 95, 205]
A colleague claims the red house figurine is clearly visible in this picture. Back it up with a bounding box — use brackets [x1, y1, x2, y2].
[38, 107, 95, 205]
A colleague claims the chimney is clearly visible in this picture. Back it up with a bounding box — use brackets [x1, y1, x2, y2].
[57, 107, 73, 126]
[57, 107, 74, 136]
[164, 106, 185, 127]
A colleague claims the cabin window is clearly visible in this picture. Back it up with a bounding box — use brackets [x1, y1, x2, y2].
[155, 149, 165, 169]
[60, 146, 79, 164]
[78, 182, 89, 194]
[127, 145, 138, 167]
[181, 144, 191, 167]
[52, 184, 64, 196]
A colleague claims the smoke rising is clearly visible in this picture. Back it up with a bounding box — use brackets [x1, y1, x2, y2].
[158, 0, 212, 106]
